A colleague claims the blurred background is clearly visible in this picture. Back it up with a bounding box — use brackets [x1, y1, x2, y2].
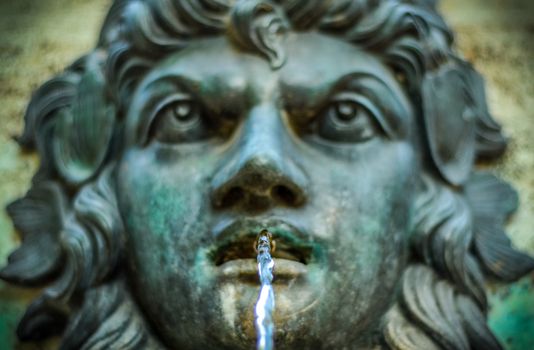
[0, 0, 533, 349]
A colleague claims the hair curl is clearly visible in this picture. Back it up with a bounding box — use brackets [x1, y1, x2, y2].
[2, 0, 533, 349]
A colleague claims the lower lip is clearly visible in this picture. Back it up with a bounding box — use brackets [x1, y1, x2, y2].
[217, 258, 308, 282]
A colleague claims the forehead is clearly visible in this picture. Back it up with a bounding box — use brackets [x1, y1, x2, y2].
[140, 32, 402, 90]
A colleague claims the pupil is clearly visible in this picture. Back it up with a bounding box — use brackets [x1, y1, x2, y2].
[174, 103, 192, 120]
[336, 102, 357, 121]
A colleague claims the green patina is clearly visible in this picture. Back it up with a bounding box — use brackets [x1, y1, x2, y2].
[0, 202, 20, 349]
[489, 277, 534, 350]
[0, 284, 21, 350]
[147, 185, 188, 237]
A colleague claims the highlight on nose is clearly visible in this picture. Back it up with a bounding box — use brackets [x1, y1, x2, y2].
[210, 155, 308, 211]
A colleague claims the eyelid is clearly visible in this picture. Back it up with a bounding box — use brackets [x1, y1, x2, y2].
[336, 78, 408, 139]
[140, 92, 192, 145]
[331, 92, 382, 123]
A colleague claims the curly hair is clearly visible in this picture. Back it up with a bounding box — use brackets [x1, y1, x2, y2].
[2, 0, 533, 349]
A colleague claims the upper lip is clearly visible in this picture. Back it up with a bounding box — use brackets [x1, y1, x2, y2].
[210, 217, 314, 266]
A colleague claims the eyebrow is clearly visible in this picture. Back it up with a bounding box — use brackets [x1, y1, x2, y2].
[280, 72, 411, 139]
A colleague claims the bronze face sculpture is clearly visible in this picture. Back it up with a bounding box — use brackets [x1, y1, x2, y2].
[1, 0, 533, 349]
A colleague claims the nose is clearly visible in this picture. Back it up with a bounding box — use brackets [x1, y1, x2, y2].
[210, 104, 308, 211]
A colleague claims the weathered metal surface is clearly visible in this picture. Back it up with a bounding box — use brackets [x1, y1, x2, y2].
[0, 0, 530, 348]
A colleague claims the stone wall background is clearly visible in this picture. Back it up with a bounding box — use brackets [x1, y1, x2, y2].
[0, 0, 532, 349]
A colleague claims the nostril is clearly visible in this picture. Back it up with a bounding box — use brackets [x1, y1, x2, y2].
[271, 185, 298, 206]
[219, 187, 245, 208]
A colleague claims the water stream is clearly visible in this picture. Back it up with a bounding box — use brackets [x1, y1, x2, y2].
[255, 230, 275, 350]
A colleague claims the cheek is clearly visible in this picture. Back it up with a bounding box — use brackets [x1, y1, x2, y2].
[306, 141, 416, 325]
[115, 148, 221, 338]
[307, 141, 417, 241]
[115, 148, 214, 274]
[336, 142, 415, 256]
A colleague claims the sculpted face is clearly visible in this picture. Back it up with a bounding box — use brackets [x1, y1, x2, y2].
[4, 1, 533, 349]
[117, 33, 417, 348]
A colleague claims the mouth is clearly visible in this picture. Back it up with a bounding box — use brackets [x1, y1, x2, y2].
[211, 218, 314, 282]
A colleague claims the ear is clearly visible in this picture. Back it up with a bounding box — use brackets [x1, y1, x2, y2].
[422, 64, 476, 186]
[53, 51, 115, 186]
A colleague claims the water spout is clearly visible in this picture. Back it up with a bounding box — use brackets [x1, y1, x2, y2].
[255, 229, 275, 350]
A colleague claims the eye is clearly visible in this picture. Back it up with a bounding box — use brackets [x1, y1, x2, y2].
[149, 96, 208, 144]
[317, 94, 379, 143]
